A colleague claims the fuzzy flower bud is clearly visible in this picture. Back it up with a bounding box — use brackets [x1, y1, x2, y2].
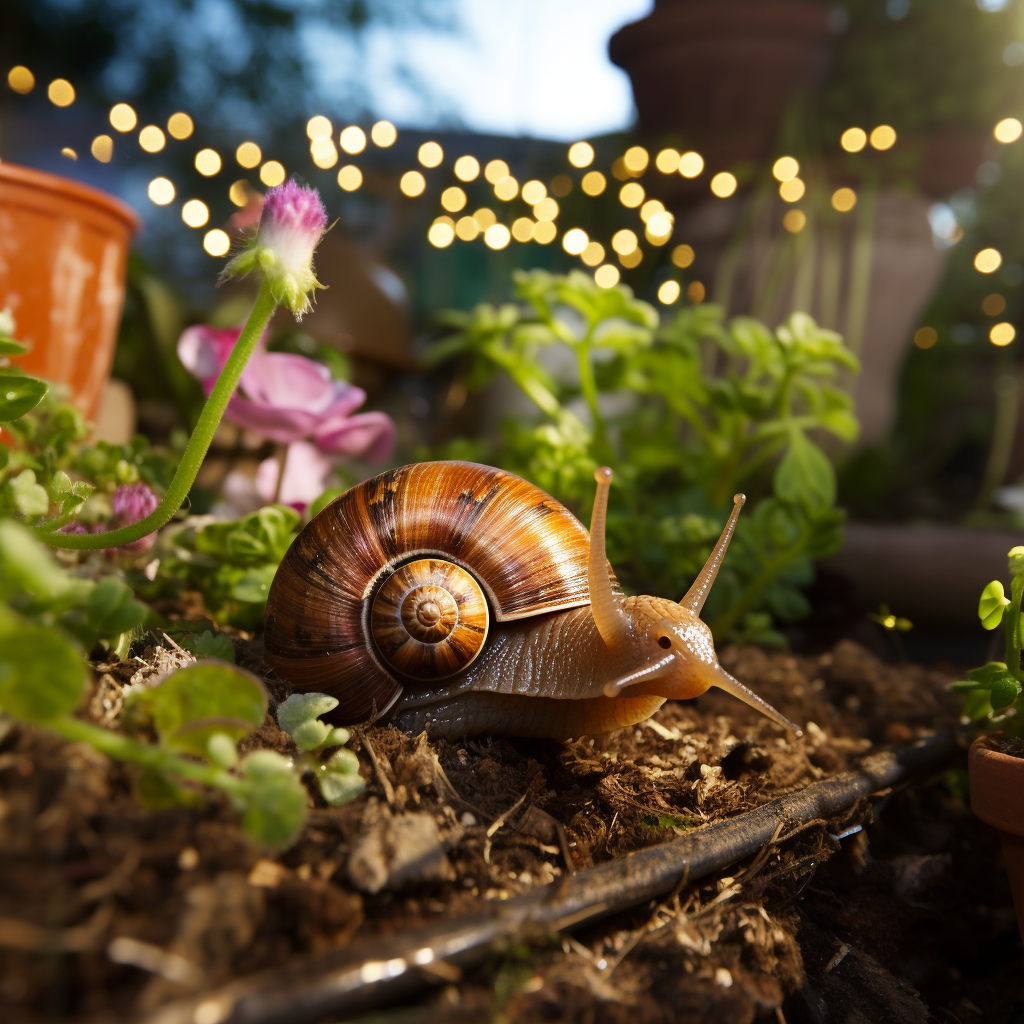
[221, 179, 328, 319]
[112, 482, 159, 553]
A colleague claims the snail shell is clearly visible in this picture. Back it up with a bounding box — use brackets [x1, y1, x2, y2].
[263, 461, 596, 722]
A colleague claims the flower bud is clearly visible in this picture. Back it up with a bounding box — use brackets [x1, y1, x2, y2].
[221, 179, 328, 318]
[1010, 546, 1024, 575]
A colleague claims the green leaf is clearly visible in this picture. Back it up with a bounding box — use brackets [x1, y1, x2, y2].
[0, 610, 86, 722]
[774, 430, 836, 507]
[130, 662, 267, 758]
[182, 630, 236, 662]
[135, 767, 201, 809]
[230, 565, 277, 605]
[309, 488, 343, 519]
[319, 766, 366, 807]
[979, 581, 1010, 629]
[240, 750, 308, 846]
[0, 373, 48, 421]
[991, 676, 1022, 711]
[0, 337, 29, 355]
[207, 731, 239, 768]
[0, 443, 7, 470]
[8, 469, 50, 516]
[276, 692, 339, 751]
[965, 661, 1012, 687]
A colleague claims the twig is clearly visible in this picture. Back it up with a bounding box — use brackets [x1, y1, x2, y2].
[361, 735, 396, 807]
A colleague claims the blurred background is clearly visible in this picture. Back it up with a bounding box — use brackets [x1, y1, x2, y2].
[5, 0, 1024, 657]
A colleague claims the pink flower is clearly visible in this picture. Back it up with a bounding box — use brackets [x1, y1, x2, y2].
[112, 482, 159, 553]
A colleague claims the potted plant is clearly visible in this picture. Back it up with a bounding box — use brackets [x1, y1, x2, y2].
[0, 162, 140, 419]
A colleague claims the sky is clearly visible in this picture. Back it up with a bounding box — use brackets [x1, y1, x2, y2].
[321, 0, 653, 141]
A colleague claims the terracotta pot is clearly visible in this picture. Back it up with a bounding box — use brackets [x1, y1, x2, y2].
[0, 162, 140, 419]
[969, 738, 1024, 944]
[608, 0, 832, 164]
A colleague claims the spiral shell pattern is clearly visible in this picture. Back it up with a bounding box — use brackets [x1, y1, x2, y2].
[371, 559, 489, 679]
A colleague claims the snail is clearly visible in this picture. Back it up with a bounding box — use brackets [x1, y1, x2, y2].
[264, 461, 801, 740]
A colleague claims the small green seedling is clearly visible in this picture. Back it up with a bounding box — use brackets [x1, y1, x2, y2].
[953, 546, 1024, 732]
[276, 693, 366, 806]
[181, 629, 236, 662]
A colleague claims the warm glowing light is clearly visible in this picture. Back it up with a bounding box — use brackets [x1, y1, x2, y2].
[562, 228, 589, 255]
[914, 327, 937, 349]
[521, 180, 546, 205]
[831, 187, 857, 212]
[474, 208, 497, 229]
[772, 156, 799, 182]
[371, 121, 397, 147]
[311, 137, 338, 168]
[456, 216, 480, 241]
[568, 142, 594, 168]
[991, 322, 1016, 346]
[337, 165, 362, 191]
[995, 118, 1023, 144]
[306, 115, 332, 140]
[400, 170, 426, 197]
[532, 220, 556, 244]
[870, 125, 897, 150]
[619, 247, 643, 269]
[7, 66, 34, 94]
[148, 177, 175, 205]
[611, 229, 638, 256]
[594, 264, 620, 288]
[203, 229, 231, 257]
[581, 241, 605, 266]
[418, 141, 443, 168]
[658, 280, 681, 304]
[454, 156, 480, 181]
[710, 172, 737, 198]
[639, 199, 665, 223]
[779, 178, 805, 203]
[619, 182, 645, 207]
[512, 217, 535, 242]
[110, 103, 137, 132]
[139, 125, 166, 153]
[167, 112, 193, 139]
[687, 281, 706, 304]
[340, 126, 366, 154]
[655, 148, 680, 174]
[182, 199, 209, 228]
[484, 159, 509, 184]
[550, 174, 573, 197]
[678, 151, 704, 178]
[61, 147, 77, 161]
[783, 210, 806, 233]
[581, 171, 606, 196]
[671, 244, 695, 268]
[90, 135, 113, 163]
[533, 197, 559, 222]
[494, 176, 519, 201]
[236, 142, 261, 168]
[260, 161, 285, 187]
[623, 146, 649, 174]
[975, 247, 1003, 273]
[645, 212, 674, 245]
[841, 127, 867, 153]
[442, 186, 467, 212]
[229, 180, 251, 207]
[983, 293, 1007, 316]
[428, 217, 455, 248]
[48, 78, 74, 106]
[484, 223, 511, 250]
[195, 148, 222, 176]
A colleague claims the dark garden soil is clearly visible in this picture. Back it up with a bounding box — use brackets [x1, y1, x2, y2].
[1, 631, 1022, 1024]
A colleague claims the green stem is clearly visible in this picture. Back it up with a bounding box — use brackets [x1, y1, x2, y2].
[38, 280, 279, 549]
[1006, 576, 1023, 681]
[575, 334, 607, 456]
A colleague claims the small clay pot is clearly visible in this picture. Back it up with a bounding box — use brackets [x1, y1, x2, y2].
[0, 162, 140, 420]
[969, 737, 1024, 944]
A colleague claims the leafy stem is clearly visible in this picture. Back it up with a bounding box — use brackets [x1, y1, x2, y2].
[1007, 575, 1023, 682]
[37, 279, 279, 549]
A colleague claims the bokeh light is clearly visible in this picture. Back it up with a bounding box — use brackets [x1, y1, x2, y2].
[581, 171, 606, 196]
[710, 172, 737, 197]
[148, 177, 175, 205]
[195, 148, 221, 176]
[110, 103, 137, 132]
[581, 241, 605, 266]
[991, 322, 1016, 346]
[90, 135, 113, 163]
[306, 115, 332, 140]
[181, 199, 210, 228]
[400, 170, 426, 197]
[671, 244, 695, 268]
[340, 126, 366, 154]
[454, 156, 480, 181]
[619, 182, 644, 207]
[832, 187, 857, 212]
[611, 229, 638, 255]
[61, 147, 77, 160]
[594, 265, 619, 288]
[639, 199, 665, 222]
[236, 142, 261, 168]
[983, 293, 1007, 316]
[623, 146, 649, 174]
[521, 180, 546, 205]
[419, 141, 443, 168]
[783, 210, 806, 232]
[139, 125, 166, 153]
[995, 118, 1023, 144]
[914, 327, 937, 349]
[428, 217, 455, 248]
[533, 197, 559, 221]
[678, 151, 704, 178]
[484, 223, 511, 250]
[474, 208, 497, 229]
[562, 228, 589, 255]
[484, 159, 509, 184]
[48, 79, 74, 106]
[442, 186, 468, 212]
[311, 137, 338, 168]
[203, 229, 231, 257]
[619, 247, 642, 268]
[371, 121, 397, 147]
[658, 280, 680, 304]
[494, 176, 519, 201]
[229, 180, 252, 206]
[975, 247, 1003, 273]
[568, 142, 594, 168]
[645, 212, 674, 245]
[456, 216, 480, 241]
[550, 174, 573, 197]
[512, 217, 535, 242]
[688, 281, 706, 304]
[167, 112, 193, 140]
[260, 161, 285, 186]
[7, 66, 34, 93]
[840, 127, 867, 152]
[870, 125, 897, 150]
[532, 220, 556, 244]
[772, 156, 799, 182]
[337, 165, 362, 191]
[656, 148, 680, 173]
[779, 178, 805, 202]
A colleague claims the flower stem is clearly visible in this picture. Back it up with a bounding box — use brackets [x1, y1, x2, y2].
[38, 280, 279, 549]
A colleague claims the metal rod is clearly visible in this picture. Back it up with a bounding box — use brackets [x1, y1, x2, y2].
[141, 730, 958, 1024]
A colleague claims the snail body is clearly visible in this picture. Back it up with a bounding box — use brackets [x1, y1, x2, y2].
[264, 461, 799, 740]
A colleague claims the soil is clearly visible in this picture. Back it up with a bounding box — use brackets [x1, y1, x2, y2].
[1, 635, 1021, 1024]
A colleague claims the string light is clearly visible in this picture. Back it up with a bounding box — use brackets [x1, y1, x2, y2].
[236, 142, 261, 168]
[455, 216, 480, 241]
[167, 112, 193, 139]
[772, 156, 799, 182]
[91, 135, 113, 162]
[512, 217, 535, 242]
[562, 228, 589, 255]
[991, 322, 1015, 346]
[840, 127, 866, 153]
[61, 147, 77, 160]
[371, 121, 397, 147]
[687, 282, 706, 304]
[581, 171, 606, 196]
[710, 172, 737, 198]
[340, 126, 366, 154]
[139, 125, 166, 153]
[671, 244, 695, 268]
[913, 327, 937, 349]
[400, 170, 426, 197]
[645, 212, 674, 245]
[494, 176, 518, 201]
[532, 221, 556, 244]
[110, 103, 137, 132]
[594, 264, 619, 288]
[655, 148, 680, 173]
[521, 180, 546, 204]
[611, 229, 638, 256]
[306, 115, 332, 140]
[229, 180, 252, 206]
[484, 223, 511, 250]
[995, 118, 1023, 144]
[195, 148, 221, 176]
[639, 199, 665, 223]
[619, 182, 644, 207]
[568, 142, 594, 168]
[657, 280, 680, 304]
[831, 187, 857, 212]
[181, 199, 209, 228]
[473, 208, 497, 229]
[619, 247, 642, 269]
[623, 146, 649, 174]
[337, 165, 362, 191]
[441, 186, 467, 212]
[550, 174, 572, 197]
[678, 151, 704, 178]
[783, 210, 806, 232]
[203, 229, 230, 257]
[779, 178, 805, 202]
[870, 125, 897, 150]
[484, 159, 509, 184]
[148, 177, 175, 205]
[975, 247, 1002, 273]
[7, 66, 34, 93]
[533, 198, 558, 221]
[983, 294, 1007, 316]
[581, 241, 605, 266]
[260, 160, 285, 186]
[428, 216, 455, 248]
[418, 141, 443, 168]
[454, 156, 480, 181]
[311, 137, 338, 168]
[48, 79, 74, 106]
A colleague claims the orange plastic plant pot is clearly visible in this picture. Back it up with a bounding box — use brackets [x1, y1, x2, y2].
[969, 737, 1024, 945]
[0, 162, 141, 420]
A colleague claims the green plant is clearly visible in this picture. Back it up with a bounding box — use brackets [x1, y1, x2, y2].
[432, 270, 859, 644]
[953, 546, 1024, 737]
